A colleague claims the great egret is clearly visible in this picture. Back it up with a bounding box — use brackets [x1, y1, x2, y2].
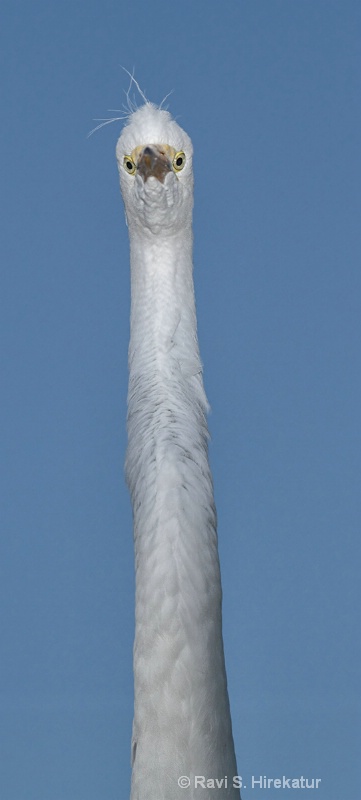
[116, 102, 240, 799]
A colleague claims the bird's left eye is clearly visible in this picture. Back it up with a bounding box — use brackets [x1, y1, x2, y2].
[123, 156, 136, 174]
[173, 151, 186, 172]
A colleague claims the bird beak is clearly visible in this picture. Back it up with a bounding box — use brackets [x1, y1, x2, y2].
[137, 146, 172, 183]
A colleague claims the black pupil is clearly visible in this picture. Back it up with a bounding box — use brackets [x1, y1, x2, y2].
[176, 156, 183, 167]
[126, 161, 133, 170]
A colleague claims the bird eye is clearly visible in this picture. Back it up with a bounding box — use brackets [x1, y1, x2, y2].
[123, 156, 136, 174]
[173, 151, 186, 172]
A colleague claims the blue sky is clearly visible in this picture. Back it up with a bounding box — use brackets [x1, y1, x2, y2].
[1, 1, 360, 798]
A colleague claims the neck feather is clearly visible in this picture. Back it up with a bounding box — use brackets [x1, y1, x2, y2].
[126, 226, 209, 504]
[126, 225, 239, 798]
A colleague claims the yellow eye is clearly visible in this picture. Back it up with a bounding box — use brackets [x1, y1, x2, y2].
[123, 155, 136, 174]
[173, 151, 186, 172]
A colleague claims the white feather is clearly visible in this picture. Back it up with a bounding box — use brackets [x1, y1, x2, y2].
[117, 103, 240, 799]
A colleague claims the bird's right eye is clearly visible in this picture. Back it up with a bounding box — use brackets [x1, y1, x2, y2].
[123, 156, 136, 174]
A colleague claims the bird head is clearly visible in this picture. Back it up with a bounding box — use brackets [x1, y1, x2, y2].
[116, 104, 193, 235]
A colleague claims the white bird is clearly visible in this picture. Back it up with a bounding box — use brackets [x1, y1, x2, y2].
[116, 102, 240, 799]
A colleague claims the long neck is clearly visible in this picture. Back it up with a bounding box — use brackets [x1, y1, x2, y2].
[126, 224, 239, 799]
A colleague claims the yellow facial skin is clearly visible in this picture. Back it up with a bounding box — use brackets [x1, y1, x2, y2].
[123, 145, 186, 183]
